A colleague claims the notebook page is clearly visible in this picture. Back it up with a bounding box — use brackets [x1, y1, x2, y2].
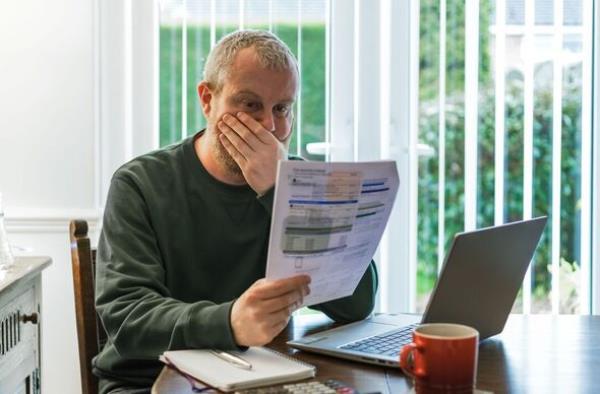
[162, 347, 315, 391]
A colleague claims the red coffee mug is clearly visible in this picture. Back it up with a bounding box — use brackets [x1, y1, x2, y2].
[399, 323, 479, 393]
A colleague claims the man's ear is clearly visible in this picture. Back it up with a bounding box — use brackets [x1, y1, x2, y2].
[197, 81, 213, 117]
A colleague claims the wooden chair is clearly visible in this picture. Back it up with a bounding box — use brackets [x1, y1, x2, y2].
[70, 220, 107, 394]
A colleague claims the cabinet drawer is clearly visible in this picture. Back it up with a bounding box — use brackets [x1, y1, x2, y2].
[0, 286, 39, 382]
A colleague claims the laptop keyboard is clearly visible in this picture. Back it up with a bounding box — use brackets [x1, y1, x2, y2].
[338, 323, 419, 357]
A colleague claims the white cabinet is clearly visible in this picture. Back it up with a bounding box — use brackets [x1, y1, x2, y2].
[0, 257, 51, 394]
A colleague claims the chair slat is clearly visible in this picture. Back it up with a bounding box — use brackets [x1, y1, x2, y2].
[70, 220, 105, 394]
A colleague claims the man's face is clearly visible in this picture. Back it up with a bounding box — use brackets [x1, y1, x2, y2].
[200, 47, 298, 175]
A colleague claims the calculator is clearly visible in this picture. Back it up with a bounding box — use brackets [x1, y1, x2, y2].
[234, 379, 359, 394]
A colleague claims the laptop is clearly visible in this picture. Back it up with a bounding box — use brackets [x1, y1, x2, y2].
[288, 217, 547, 367]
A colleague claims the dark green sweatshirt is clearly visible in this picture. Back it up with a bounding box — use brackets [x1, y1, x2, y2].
[93, 132, 378, 390]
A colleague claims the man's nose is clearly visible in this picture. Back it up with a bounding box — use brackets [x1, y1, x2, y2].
[255, 110, 275, 133]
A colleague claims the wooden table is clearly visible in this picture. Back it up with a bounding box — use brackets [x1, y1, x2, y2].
[153, 313, 600, 393]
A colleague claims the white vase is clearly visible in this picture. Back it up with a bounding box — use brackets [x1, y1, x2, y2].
[0, 193, 14, 269]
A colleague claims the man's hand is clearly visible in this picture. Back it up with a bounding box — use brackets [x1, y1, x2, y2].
[218, 112, 287, 195]
[230, 275, 311, 347]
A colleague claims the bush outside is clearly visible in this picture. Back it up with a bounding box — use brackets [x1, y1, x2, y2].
[418, 0, 583, 314]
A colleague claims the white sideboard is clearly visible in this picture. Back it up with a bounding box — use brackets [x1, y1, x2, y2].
[0, 257, 51, 394]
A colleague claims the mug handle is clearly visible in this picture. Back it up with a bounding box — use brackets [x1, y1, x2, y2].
[399, 342, 426, 379]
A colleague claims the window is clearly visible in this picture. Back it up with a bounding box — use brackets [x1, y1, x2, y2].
[158, 0, 327, 161]
[417, 0, 594, 314]
[155, 0, 597, 315]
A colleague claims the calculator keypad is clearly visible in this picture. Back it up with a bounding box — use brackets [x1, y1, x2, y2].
[235, 379, 358, 394]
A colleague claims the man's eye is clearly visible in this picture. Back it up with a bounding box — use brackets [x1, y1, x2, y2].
[275, 104, 291, 116]
[243, 101, 260, 111]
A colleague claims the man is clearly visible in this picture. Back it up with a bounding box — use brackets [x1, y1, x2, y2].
[94, 30, 378, 394]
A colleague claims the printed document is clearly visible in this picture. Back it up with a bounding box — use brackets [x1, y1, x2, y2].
[266, 160, 399, 306]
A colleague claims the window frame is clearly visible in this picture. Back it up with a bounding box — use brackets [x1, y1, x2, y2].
[97, 0, 159, 208]
[592, 0, 600, 315]
[327, 0, 419, 313]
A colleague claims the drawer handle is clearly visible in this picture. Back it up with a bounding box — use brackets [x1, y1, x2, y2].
[21, 313, 39, 325]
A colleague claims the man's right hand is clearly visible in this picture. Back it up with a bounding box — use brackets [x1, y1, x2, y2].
[230, 275, 311, 347]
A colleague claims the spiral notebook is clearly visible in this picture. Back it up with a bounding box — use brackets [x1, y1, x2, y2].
[160, 347, 316, 392]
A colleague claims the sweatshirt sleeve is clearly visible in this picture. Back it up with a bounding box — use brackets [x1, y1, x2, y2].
[95, 176, 239, 361]
[309, 261, 378, 323]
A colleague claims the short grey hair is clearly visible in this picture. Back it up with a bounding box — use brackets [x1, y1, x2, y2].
[203, 29, 298, 92]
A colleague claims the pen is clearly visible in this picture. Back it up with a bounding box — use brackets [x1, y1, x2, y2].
[210, 349, 253, 370]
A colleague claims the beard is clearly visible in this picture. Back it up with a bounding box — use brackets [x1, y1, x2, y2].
[208, 127, 243, 177]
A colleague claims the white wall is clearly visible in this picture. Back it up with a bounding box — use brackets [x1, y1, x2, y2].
[0, 1, 99, 393]
[0, 0, 97, 210]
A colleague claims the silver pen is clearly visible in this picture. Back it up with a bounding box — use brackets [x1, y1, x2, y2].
[210, 349, 253, 370]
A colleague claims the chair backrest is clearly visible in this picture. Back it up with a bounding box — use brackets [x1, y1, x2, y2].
[69, 220, 107, 394]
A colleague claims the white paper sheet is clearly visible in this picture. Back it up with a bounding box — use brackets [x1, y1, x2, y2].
[265, 160, 400, 306]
